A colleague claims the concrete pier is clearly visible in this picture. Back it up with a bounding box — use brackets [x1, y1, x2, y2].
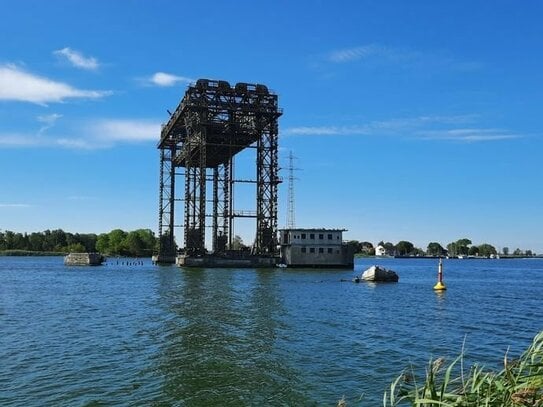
[64, 253, 104, 266]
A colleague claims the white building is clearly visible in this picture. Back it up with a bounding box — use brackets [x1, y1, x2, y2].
[279, 228, 354, 268]
[375, 244, 387, 256]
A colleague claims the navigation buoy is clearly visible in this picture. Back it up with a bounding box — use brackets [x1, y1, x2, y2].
[433, 258, 447, 291]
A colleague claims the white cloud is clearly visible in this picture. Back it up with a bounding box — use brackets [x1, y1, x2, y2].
[91, 119, 161, 142]
[418, 128, 521, 142]
[0, 64, 111, 104]
[1, 118, 161, 150]
[37, 113, 63, 135]
[55, 138, 97, 149]
[0, 133, 43, 147]
[284, 125, 368, 136]
[327, 44, 417, 64]
[324, 44, 481, 72]
[37, 113, 63, 125]
[283, 115, 472, 137]
[283, 115, 522, 143]
[53, 47, 99, 70]
[147, 72, 194, 87]
[328, 44, 386, 63]
[0, 203, 32, 208]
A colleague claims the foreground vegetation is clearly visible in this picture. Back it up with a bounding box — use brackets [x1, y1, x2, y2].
[381, 331, 543, 406]
[0, 228, 157, 257]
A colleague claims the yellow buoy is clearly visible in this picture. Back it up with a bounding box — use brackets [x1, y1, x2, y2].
[433, 258, 447, 290]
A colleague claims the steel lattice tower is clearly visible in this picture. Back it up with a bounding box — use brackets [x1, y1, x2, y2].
[286, 151, 296, 229]
[156, 79, 282, 263]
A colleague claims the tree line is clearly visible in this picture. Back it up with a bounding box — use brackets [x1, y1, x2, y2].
[0, 228, 157, 257]
[347, 238, 536, 257]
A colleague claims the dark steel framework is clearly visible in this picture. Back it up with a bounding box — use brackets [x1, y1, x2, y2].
[157, 79, 282, 259]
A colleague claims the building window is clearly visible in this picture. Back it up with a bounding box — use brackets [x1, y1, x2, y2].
[301, 247, 306, 253]
[310, 233, 315, 239]
[328, 234, 332, 240]
[310, 248, 315, 253]
[301, 233, 306, 239]
[328, 248, 333, 254]
[318, 248, 324, 253]
[319, 234, 324, 239]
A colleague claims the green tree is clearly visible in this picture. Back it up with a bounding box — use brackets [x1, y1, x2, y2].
[28, 232, 44, 251]
[360, 241, 375, 255]
[346, 240, 362, 253]
[455, 238, 472, 256]
[108, 229, 127, 254]
[66, 243, 86, 252]
[124, 231, 145, 256]
[468, 246, 479, 256]
[446, 242, 457, 256]
[412, 247, 426, 256]
[396, 241, 414, 256]
[134, 229, 156, 251]
[383, 242, 396, 255]
[427, 242, 445, 256]
[478, 243, 497, 257]
[96, 233, 110, 254]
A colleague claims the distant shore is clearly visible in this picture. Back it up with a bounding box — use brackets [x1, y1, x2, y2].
[354, 253, 542, 260]
[0, 250, 67, 257]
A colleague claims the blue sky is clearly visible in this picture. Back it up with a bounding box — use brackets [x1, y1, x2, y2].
[1, 0, 542, 253]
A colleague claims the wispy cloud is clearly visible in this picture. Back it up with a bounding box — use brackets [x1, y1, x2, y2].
[284, 115, 521, 143]
[0, 64, 111, 104]
[144, 72, 194, 87]
[53, 47, 99, 70]
[321, 43, 482, 72]
[0, 133, 43, 147]
[37, 113, 62, 135]
[284, 115, 473, 136]
[91, 119, 161, 142]
[0, 203, 32, 208]
[327, 44, 419, 64]
[418, 128, 521, 142]
[53, 119, 161, 149]
[328, 44, 411, 63]
[1, 117, 161, 150]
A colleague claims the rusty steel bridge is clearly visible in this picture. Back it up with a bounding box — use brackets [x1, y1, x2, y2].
[156, 79, 282, 264]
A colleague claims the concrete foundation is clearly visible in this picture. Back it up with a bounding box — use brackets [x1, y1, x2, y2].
[64, 252, 104, 266]
[176, 254, 279, 268]
[152, 254, 176, 265]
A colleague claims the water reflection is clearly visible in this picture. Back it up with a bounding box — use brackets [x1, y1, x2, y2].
[155, 267, 311, 405]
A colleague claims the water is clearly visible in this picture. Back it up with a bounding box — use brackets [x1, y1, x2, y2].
[1, 257, 542, 406]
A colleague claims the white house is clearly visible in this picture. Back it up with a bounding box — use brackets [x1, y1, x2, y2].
[375, 244, 387, 256]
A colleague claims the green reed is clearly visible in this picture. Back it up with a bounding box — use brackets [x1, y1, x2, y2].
[382, 331, 543, 407]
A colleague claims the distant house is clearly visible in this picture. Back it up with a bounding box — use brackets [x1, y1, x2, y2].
[375, 244, 387, 256]
[279, 228, 354, 268]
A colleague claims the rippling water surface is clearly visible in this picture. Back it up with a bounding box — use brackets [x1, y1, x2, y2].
[1, 257, 542, 405]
